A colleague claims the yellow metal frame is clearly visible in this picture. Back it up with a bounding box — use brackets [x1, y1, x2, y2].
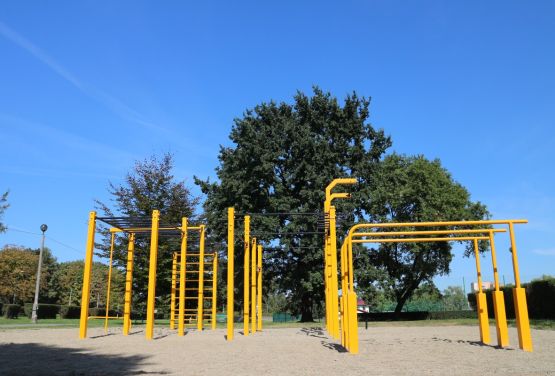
[324, 178, 356, 339]
[337, 219, 532, 354]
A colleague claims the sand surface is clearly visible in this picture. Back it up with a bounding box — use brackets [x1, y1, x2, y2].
[1, 325, 554, 375]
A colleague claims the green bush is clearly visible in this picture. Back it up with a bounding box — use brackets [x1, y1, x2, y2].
[0, 302, 3, 315]
[60, 305, 81, 319]
[428, 310, 476, 320]
[527, 278, 555, 319]
[3, 304, 21, 319]
[466, 277, 555, 319]
[88, 307, 120, 317]
[23, 303, 60, 319]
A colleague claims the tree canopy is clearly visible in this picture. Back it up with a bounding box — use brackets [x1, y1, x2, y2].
[196, 87, 391, 320]
[360, 153, 489, 313]
[95, 153, 199, 310]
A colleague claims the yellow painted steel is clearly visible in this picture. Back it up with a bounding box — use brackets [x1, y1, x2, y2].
[110, 226, 181, 233]
[104, 233, 115, 333]
[353, 229, 507, 237]
[489, 231, 509, 347]
[178, 217, 187, 336]
[145, 210, 160, 340]
[352, 236, 489, 243]
[472, 238, 490, 345]
[329, 206, 340, 339]
[212, 253, 218, 330]
[244, 215, 250, 336]
[79, 211, 96, 339]
[227, 208, 235, 341]
[251, 237, 257, 333]
[197, 225, 206, 331]
[257, 244, 262, 331]
[340, 241, 348, 349]
[170, 252, 177, 330]
[508, 222, 533, 351]
[340, 226, 519, 354]
[123, 233, 135, 335]
[324, 178, 356, 338]
[347, 291, 359, 354]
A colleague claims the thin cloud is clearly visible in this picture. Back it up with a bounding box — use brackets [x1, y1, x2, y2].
[532, 248, 555, 256]
[0, 21, 167, 132]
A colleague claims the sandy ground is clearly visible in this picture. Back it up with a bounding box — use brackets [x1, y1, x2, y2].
[0, 325, 554, 375]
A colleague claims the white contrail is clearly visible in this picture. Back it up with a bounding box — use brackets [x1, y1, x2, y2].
[0, 20, 166, 132]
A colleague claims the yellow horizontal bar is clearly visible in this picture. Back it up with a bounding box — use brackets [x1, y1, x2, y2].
[110, 227, 181, 233]
[88, 316, 120, 319]
[350, 219, 527, 236]
[352, 236, 489, 244]
[353, 229, 506, 237]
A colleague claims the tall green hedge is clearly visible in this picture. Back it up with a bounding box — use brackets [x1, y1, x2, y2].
[467, 277, 555, 319]
[23, 303, 60, 319]
[60, 305, 81, 319]
[2, 304, 21, 319]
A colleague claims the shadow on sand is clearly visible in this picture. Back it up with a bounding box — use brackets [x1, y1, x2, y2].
[0, 343, 169, 375]
[431, 337, 514, 350]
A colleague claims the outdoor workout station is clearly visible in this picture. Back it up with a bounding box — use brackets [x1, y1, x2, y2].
[78, 178, 533, 354]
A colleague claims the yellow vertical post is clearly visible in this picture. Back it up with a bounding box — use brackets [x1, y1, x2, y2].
[145, 210, 160, 340]
[177, 217, 187, 336]
[329, 206, 339, 339]
[489, 231, 509, 347]
[347, 290, 359, 354]
[79, 211, 96, 339]
[473, 238, 490, 344]
[243, 215, 250, 336]
[104, 233, 115, 333]
[346, 238, 359, 354]
[257, 244, 262, 331]
[340, 241, 349, 349]
[323, 201, 330, 335]
[508, 222, 533, 351]
[178, 217, 187, 336]
[198, 225, 206, 331]
[123, 233, 135, 335]
[227, 207, 235, 341]
[251, 237, 257, 333]
[212, 253, 218, 330]
[170, 252, 177, 330]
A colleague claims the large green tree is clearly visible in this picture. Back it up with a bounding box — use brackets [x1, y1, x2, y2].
[95, 153, 199, 313]
[0, 190, 8, 233]
[196, 87, 391, 321]
[361, 154, 489, 313]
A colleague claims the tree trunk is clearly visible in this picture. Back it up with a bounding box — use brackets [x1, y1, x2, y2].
[393, 294, 410, 319]
[300, 294, 314, 322]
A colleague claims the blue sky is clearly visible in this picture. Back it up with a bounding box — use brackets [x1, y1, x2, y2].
[1, 1, 553, 291]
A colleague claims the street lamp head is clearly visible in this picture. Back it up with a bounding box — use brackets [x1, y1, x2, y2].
[40, 224, 48, 233]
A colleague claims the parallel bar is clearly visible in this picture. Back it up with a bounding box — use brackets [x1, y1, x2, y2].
[353, 229, 507, 237]
[473, 238, 490, 345]
[489, 231, 509, 347]
[352, 236, 489, 243]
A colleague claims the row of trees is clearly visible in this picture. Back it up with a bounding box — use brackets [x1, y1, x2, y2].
[1, 88, 489, 320]
[0, 246, 124, 309]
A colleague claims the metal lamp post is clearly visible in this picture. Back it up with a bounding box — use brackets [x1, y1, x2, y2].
[31, 224, 48, 323]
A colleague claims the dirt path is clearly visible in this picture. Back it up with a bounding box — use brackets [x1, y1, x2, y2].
[1, 325, 553, 375]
